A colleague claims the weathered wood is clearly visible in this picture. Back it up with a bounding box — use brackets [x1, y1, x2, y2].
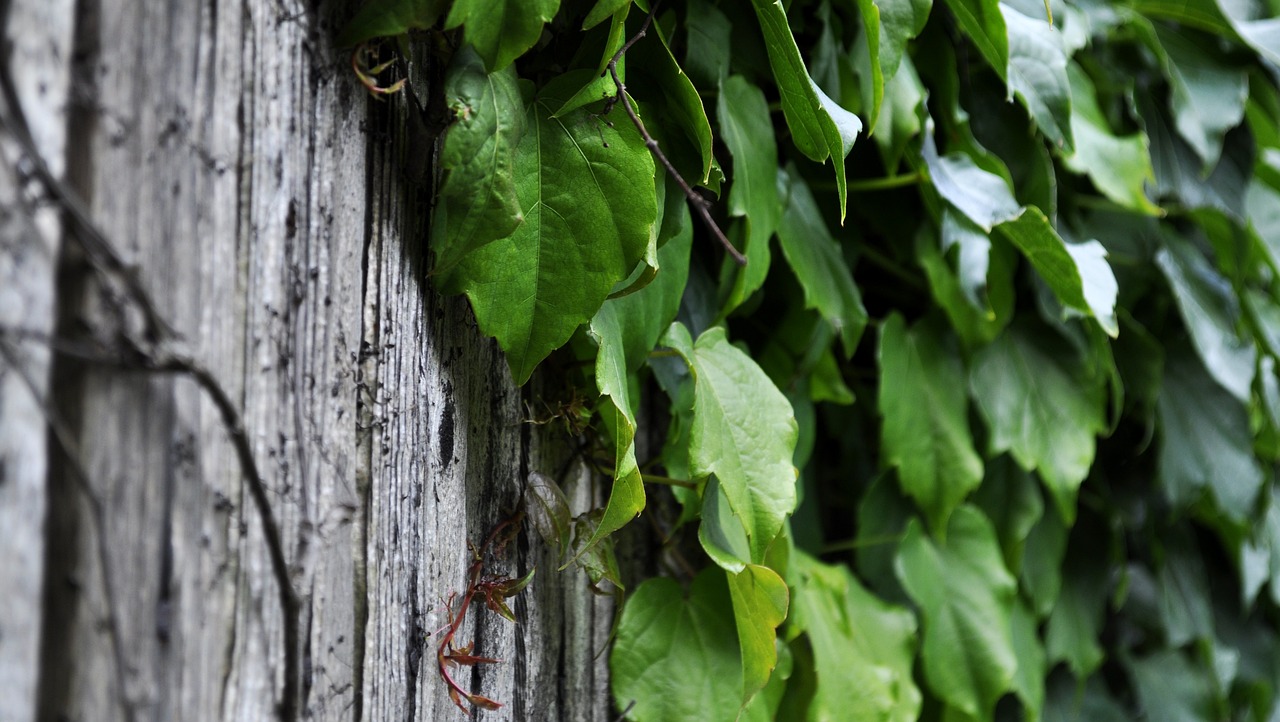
[0, 0, 648, 720]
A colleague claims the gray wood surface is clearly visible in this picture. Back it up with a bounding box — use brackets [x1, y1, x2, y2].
[0, 0, 645, 720]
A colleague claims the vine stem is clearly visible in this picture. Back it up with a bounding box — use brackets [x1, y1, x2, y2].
[606, 1, 747, 266]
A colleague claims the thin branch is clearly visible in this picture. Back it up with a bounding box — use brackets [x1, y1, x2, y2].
[0, 58, 300, 722]
[605, 1, 747, 266]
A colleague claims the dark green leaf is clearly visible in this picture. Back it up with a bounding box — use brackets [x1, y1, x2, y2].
[939, 0, 1008, 79]
[443, 0, 561, 72]
[1126, 649, 1217, 722]
[718, 75, 781, 313]
[336, 0, 446, 47]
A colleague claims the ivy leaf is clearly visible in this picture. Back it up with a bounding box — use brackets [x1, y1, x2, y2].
[1003, 3, 1074, 153]
[1158, 348, 1264, 525]
[1045, 531, 1110, 678]
[1063, 62, 1160, 215]
[336, 0, 446, 47]
[878, 314, 984, 533]
[922, 132, 1021, 231]
[718, 75, 781, 313]
[443, 0, 560, 72]
[1155, 234, 1256, 403]
[1126, 649, 1217, 722]
[430, 48, 526, 280]
[663, 323, 799, 567]
[611, 572, 743, 721]
[727, 564, 790, 704]
[970, 322, 1107, 524]
[996, 209, 1119, 337]
[852, 0, 933, 133]
[749, 0, 862, 218]
[895, 506, 1018, 719]
[972, 455, 1044, 571]
[1138, 93, 1251, 220]
[1010, 599, 1048, 720]
[775, 169, 868, 358]
[940, 0, 1008, 80]
[1148, 22, 1249, 170]
[449, 72, 656, 384]
[788, 550, 922, 721]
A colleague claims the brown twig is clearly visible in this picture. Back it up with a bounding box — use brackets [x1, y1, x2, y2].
[605, 1, 747, 266]
[0, 53, 301, 722]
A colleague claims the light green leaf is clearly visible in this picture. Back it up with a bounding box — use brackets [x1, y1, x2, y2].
[970, 323, 1107, 523]
[1158, 348, 1264, 525]
[1126, 649, 1217, 722]
[940, 0, 1008, 80]
[583, 0, 629, 29]
[776, 170, 868, 357]
[1010, 599, 1047, 721]
[879, 314, 984, 533]
[336, 0, 445, 46]
[1003, 3, 1074, 152]
[664, 323, 799, 566]
[896, 506, 1018, 719]
[611, 571, 743, 721]
[728, 565, 790, 704]
[923, 134, 1021, 231]
[443, 0, 560, 72]
[1155, 234, 1256, 403]
[1215, 0, 1280, 66]
[450, 73, 656, 384]
[875, 54, 926, 171]
[749, 0, 862, 218]
[719, 75, 781, 313]
[788, 550, 922, 722]
[430, 48, 526, 280]
[996, 208, 1119, 336]
[1063, 62, 1160, 215]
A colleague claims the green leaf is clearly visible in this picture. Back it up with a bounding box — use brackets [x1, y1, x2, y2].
[1126, 649, 1218, 722]
[1149, 22, 1249, 170]
[1155, 234, 1257, 403]
[939, 0, 1008, 80]
[1215, 0, 1280, 66]
[627, 20, 715, 185]
[895, 506, 1018, 719]
[664, 323, 799, 567]
[336, 0, 446, 47]
[972, 455, 1044, 571]
[443, 0, 560, 72]
[1158, 347, 1264, 525]
[879, 314, 984, 533]
[683, 1, 732, 87]
[996, 208, 1119, 336]
[583, 0, 630, 29]
[749, 0, 862, 218]
[775, 170, 868, 357]
[611, 571, 743, 721]
[1020, 503, 1068, 616]
[1045, 533, 1110, 677]
[922, 134, 1021, 231]
[728, 564, 790, 704]
[788, 550, 922, 722]
[1063, 62, 1160, 215]
[1003, 3, 1074, 152]
[852, 0, 933, 133]
[449, 72, 656, 384]
[970, 322, 1107, 523]
[430, 48, 526, 280]
[1138, 92, 1251, 219]
[875, 55, 927, 171]
[718, 75, 781, 313]
[1010, 599, 1048, 720]
[1157, 531, 1214, 646]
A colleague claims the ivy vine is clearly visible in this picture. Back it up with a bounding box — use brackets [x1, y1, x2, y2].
[341, 0, 1280, 719]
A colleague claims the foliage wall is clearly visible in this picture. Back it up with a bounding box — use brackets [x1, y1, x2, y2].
[343, 0, 1280, 719]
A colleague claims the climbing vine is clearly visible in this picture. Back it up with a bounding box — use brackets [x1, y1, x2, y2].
[342, 0, 1280, 719]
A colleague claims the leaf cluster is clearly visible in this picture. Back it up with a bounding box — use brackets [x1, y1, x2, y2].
[342, 0, 1280, 719]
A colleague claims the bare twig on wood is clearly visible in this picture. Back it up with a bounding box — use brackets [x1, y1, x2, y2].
[0, 48, 301, 722]
[605, 1, 747, 266]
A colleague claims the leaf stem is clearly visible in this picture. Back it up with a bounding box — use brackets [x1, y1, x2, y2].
[606, 1, 747, 265]
[813, 172, 926, 193]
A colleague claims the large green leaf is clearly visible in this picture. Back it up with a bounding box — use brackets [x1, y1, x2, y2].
[1149, 22, 1249, 170]
[1155, 234, 1256, 403]
[449, 73, 656, 384]
[1126, 649, 1217, 722]
[1138, 92, 1251, 219]
[336, 0, 445, 46]
[627, 19, 716, 185]
[970, 323, 1107, 523]
[788, 550, 921, 722]
[879, 314, 984, 533]
[896, 506, 1018, 719]
[718, 75, 781, 313]
[664, 323, 799, 568]
[1158, 348, 1264, 525]
[775, 170, 868, 357]
[443, 0, 560, 72]
[749, 0, 862, 218]
[430, 48, 526, 280]
[1214, 0, 1280, 66]
[1010, 599, 1047, 720]
[611, 571, 744, 721]
[1003, 3, 1074, 153]
[1063, 62, 1160, 215]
